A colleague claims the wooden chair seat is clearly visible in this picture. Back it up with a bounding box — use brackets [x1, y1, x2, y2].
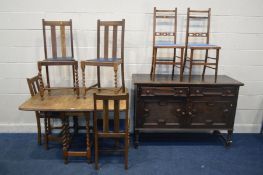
[84, 58, 122, 66]
[154, 42, 185, 48]
[187, 43, 221, 49]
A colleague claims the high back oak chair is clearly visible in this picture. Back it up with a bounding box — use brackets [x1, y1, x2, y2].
[93, 93, 130, 170]
[81, 19, 125, 97]
[183, 8, 221, 81]
[27, 75, 62, 149]
[150, 7, 185, 81]
[38, 19, 79, 100]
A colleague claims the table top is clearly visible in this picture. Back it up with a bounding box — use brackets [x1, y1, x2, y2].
[19, 88, 128, 112]
[132, 74, 244, 86]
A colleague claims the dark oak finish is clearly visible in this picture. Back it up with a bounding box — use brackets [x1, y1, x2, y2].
[81, 19, 126, 96]
[38, 19, 79, 100]
[133, 74, 244, 148]
[150, 7, 185, 81]
[93, 93, 130, 170]
[183, 8, 221, 81]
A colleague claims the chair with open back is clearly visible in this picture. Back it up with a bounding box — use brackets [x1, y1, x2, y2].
[183, 8, 221, 81]
[150, 7, 185, 81]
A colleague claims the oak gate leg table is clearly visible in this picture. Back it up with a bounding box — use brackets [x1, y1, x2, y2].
[19, 88, 128, 163]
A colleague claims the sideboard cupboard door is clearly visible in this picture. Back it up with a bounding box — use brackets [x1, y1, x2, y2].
[136, 98, 187, 128]
[188, 97, 236, 129]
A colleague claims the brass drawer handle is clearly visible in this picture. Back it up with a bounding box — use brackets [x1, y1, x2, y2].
[224, 109, 229, 113]
[205, 119, 213, 124]
[158, 119, 166, 123]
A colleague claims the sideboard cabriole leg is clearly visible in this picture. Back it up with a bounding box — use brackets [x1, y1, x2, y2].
[225, 130, 233, 147]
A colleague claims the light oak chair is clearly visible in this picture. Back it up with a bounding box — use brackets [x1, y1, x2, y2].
[150, 7, 185, 81]
[38, 19, 79, 100]
[81, 19, 125, 97]
[27, 75, 61, 148]
[93, 93, 130, 170]
[183, 8, 221, 81]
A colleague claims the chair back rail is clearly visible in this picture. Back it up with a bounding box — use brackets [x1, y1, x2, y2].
[185, 8, 211, 46]
[42, 19, 74, 59]
[153, 7, 177, 46]
[97, 19, 125, 59]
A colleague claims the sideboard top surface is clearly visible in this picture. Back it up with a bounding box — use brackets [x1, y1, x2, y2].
[132, 74, 244, 86]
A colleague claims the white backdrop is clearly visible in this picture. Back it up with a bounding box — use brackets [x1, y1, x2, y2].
[0, 0, 263, 133]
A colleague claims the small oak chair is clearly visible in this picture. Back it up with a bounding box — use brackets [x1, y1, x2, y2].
[81, 19, 125, 97]
[38, 19, 79, 100]
[183, 8, 221, 81]
[27, 75, 61, 148]
[93, 93, 129, 170]
[150, 7, 185, 81]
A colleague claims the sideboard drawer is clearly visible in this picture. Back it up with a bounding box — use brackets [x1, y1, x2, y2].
[190, 87, 236, 97]
[140, 87, 188, 97]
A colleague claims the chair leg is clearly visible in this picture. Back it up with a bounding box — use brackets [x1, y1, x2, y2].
[151, 48, 157, 80]
[85, 113, 91, 163]
[72, 65, 76, 91]
[97, 66, 101, 89]
[202, 49, 209, 78]
[36, 114, 41, 145]
[81, 62, 87, 98]
[73, 116, 78, 135]
[47, 117, 52, 134]
[61, 114, 68, 164]
[172, 48, 176, 79]
[180, 48, 184, 81]
[74, 63, 80, 98]
[45, 66, 51, 95]
[44, 117, 49, 150]
[124, 134, 129, 170]
[38, 63, 44, 100]
[114, 65, 118, 89]
[215, 49, 220, 82]
[182, 47, 188, 74]
[150, 49, 155, 75]
[189, 49, 194, 81]
[95, 133, 99, 170]
[121, 63, 125, 93]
